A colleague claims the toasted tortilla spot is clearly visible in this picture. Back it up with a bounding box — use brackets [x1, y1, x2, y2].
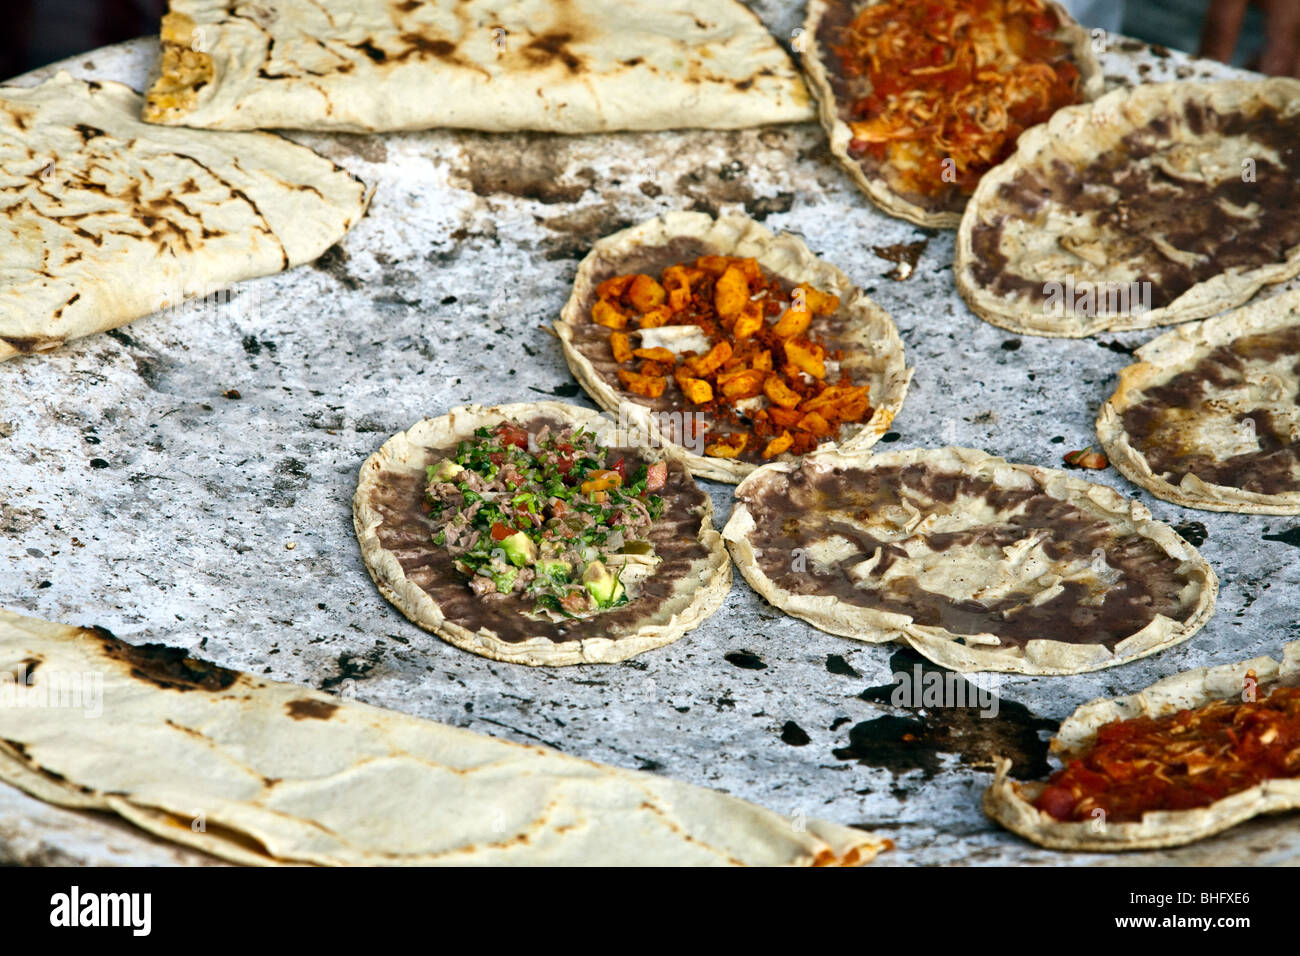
[93, 627, 239, 692]
[286, 698, 340, 720]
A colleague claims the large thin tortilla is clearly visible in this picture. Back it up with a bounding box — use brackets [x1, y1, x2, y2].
[555, 211, 913, 484]
[985, 641, 1300, 851]
[800, 0, 1101, 229]
[143, 0, 815, 132]
[956, 79, 1300, 336]
[353, 402, 732, 666]
[0, 72, 366, 362]
[0, 608, 886, 865]
[723, 446, 1218, 676]
[1098, 288, 1300, 514]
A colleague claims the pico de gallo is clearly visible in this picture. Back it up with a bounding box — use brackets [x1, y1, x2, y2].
[424, 421, 667, 618]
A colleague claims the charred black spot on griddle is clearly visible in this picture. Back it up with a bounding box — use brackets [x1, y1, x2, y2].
[319, 648, 382, 692]
[89, 458, 109, 469]
[1174, 521, 1209, 547]
[871, 240, 928, 280]
[780, 721, 811, 746]
[285, 698, 339, 721]
[312, 242, 363, 290]
[725, 650, 767, 670]
[527, 382, 581, 397]
[1000, 339, 1021, 351]
[838, 648, 1055, 779]
[92, 626, 238, 692]
[830, 716, 850, 731]
[744, 192, 794, 221]
[453, 135, 591, 205]
[880, 432, 901, 442]
[636, 758, 664, 772]
[538, 206, 635, 259]
[1263, 526, 1300, 548]
[826, 654, 860, 677]
[1099, 339, 1136, 355]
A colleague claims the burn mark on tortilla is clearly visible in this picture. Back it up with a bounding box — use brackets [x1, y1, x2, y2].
[286, 698, 340, 720]
[521, 32, 585, 73]
[1, 335, 63, 355]
[841, 649, 1056, 779]
[91, 626, 239, 692]
[351, 39, 389, 63]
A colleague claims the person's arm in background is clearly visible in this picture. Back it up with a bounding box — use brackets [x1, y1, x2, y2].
[1201, 0, 1300, 75]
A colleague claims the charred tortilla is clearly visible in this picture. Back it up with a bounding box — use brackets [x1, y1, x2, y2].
[985, 641, 1300, 851]
[801, 0, 1100, 228]
[555, 212, 912, 484]
[0, 72, 366, 362]
[0, 609, 886, 865]
[722, 446, 1217, 675]
[353, 401, 731, 665]
[956, 79, 1300, 336]
[1098, 288, 1300, 514]
[144, 0, 815, 132]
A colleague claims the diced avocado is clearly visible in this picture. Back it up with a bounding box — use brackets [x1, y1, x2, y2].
[500, 531, 537, 568]
[490, 567, 517, 594]
[428, 458, 464, 482]
[536, 558, 572, 582]
[582, 560, 624, 607]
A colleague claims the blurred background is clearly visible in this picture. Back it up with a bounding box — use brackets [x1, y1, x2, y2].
[0, 0, 1287, 81]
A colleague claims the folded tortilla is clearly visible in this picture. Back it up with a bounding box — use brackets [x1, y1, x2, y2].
[0, 72, 367, 362]
[143, 0, 816, 132]
[0, 609, 886, 866]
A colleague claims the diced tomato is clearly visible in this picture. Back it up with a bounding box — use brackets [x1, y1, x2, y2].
[549, 499, 569, 518]
[488, 452, 506, 466]
[645, 461, 668, 492]
[611, 457, 626, 480]
[1036, 786, 1077, 821]
[556, 455, 575, 475]
[490, 522, 515, 541]
[494, 423, 528, 450]
[560, 591, 589, 614]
